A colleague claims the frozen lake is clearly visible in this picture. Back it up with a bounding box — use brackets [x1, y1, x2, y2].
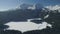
[4, 19, 52, 33]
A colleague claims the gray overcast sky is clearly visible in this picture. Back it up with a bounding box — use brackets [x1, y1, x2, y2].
[0, 0, 60, 11]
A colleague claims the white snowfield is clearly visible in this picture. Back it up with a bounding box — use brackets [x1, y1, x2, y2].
[4, 19, 52, 33]
[44, 14, 49, 19]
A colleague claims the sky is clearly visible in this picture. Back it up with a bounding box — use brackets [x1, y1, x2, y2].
[0, 0, 60, 11]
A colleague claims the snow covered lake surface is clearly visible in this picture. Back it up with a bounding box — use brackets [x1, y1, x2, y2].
[4, 21, 52, 33]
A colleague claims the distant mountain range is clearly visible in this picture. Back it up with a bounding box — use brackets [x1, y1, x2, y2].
[19, 3, 43, 10]
[19, 3, 60, 13]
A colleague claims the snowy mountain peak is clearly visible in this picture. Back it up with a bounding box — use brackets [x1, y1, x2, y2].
[18, 3, 44, 10]
[46, 5, 60, 10]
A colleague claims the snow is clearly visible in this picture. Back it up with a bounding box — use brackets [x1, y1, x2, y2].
[46, 5, 60, 10]
[28, 4, 36, 10]
[44, 14, 49, 19]
[4, 21, 52, 33]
